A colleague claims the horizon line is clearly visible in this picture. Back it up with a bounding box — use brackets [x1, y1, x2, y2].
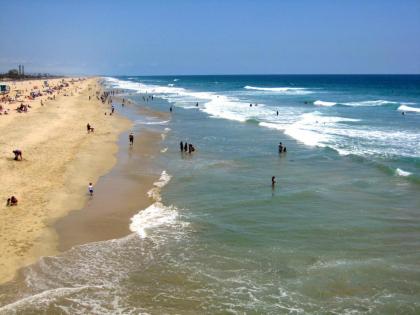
[96, 73, 420, 77]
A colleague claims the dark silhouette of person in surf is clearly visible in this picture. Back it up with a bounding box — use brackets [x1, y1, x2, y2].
[129, 133, 134, 146]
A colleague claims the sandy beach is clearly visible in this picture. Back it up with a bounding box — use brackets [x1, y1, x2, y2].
[0, 78, 132, 283]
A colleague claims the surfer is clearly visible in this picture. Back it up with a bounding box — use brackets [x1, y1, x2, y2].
[276, 110, 279, 116]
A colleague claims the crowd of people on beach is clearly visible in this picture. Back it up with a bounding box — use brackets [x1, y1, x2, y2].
[2, 78, 90, 206]
[0, 79, 82, 117]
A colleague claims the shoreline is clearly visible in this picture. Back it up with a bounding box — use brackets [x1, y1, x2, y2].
[0, 78, 132, 283]
[53, 92, 169, 250]
[55, 127, 164, 251]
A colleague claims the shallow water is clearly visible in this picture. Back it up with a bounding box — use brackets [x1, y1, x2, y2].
[1, 75, 419, 314]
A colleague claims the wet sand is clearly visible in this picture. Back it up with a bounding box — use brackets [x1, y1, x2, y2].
[55, 129, 163, 251]
[55, 96, 170, 251]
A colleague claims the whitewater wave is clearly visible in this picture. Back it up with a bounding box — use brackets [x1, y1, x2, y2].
[283, 112, 360, 147]
[129, 202, 179, 239]
[106, 77, 299, 123]
[314, 100, 336, 107]
[244, 85, 313, 95]
[106, 77, 420, 159]
[129, 171, 177, 238]
[147, 170, 172, 202]
[398, 105, 420, 113]
[342, 100, 399, 107]
[395, 168, 412, 177]
[313, 99, 405, 107]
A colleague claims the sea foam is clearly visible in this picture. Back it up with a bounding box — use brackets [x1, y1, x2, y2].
[398, 105, 420, 113]
[244, 85, 313, 95]
[130, 171, 177, 238]
[129, 202, 179, 239]
[314, 100, 336, 107]
[342, 100, 398, 107]
[395, 168, 412, 177]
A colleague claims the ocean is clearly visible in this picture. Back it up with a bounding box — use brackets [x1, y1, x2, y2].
[1, 75, 419, 314]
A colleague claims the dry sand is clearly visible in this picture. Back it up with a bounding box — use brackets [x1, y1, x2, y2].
[0, 78, 132, 283]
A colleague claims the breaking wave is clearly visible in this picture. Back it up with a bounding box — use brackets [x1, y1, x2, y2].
[244, 85, 313, 95]
[398, 105, 420, 113]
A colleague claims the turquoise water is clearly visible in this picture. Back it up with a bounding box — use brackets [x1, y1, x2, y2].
[1, 75, 419, 314]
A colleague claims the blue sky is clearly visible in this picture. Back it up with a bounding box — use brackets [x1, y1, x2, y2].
[1, 0, 419, 75]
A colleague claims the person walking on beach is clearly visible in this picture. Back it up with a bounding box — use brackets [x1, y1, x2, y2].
[87, 123, 91, 133]
[111, 105, 115, 114]
[129, 133, 134, 146]
[88, 183, 94, 196]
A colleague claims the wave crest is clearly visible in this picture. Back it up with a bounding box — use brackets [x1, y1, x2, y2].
[398, 105, 420, 113]
[244, 85, 313, 95]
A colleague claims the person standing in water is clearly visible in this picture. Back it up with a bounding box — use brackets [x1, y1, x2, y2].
[272, 176, 276, 188]
[180, 141, 184, 152]
[129, 133, 134, 146]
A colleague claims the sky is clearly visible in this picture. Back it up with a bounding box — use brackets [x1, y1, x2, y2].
[1, 0, 420, 75]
